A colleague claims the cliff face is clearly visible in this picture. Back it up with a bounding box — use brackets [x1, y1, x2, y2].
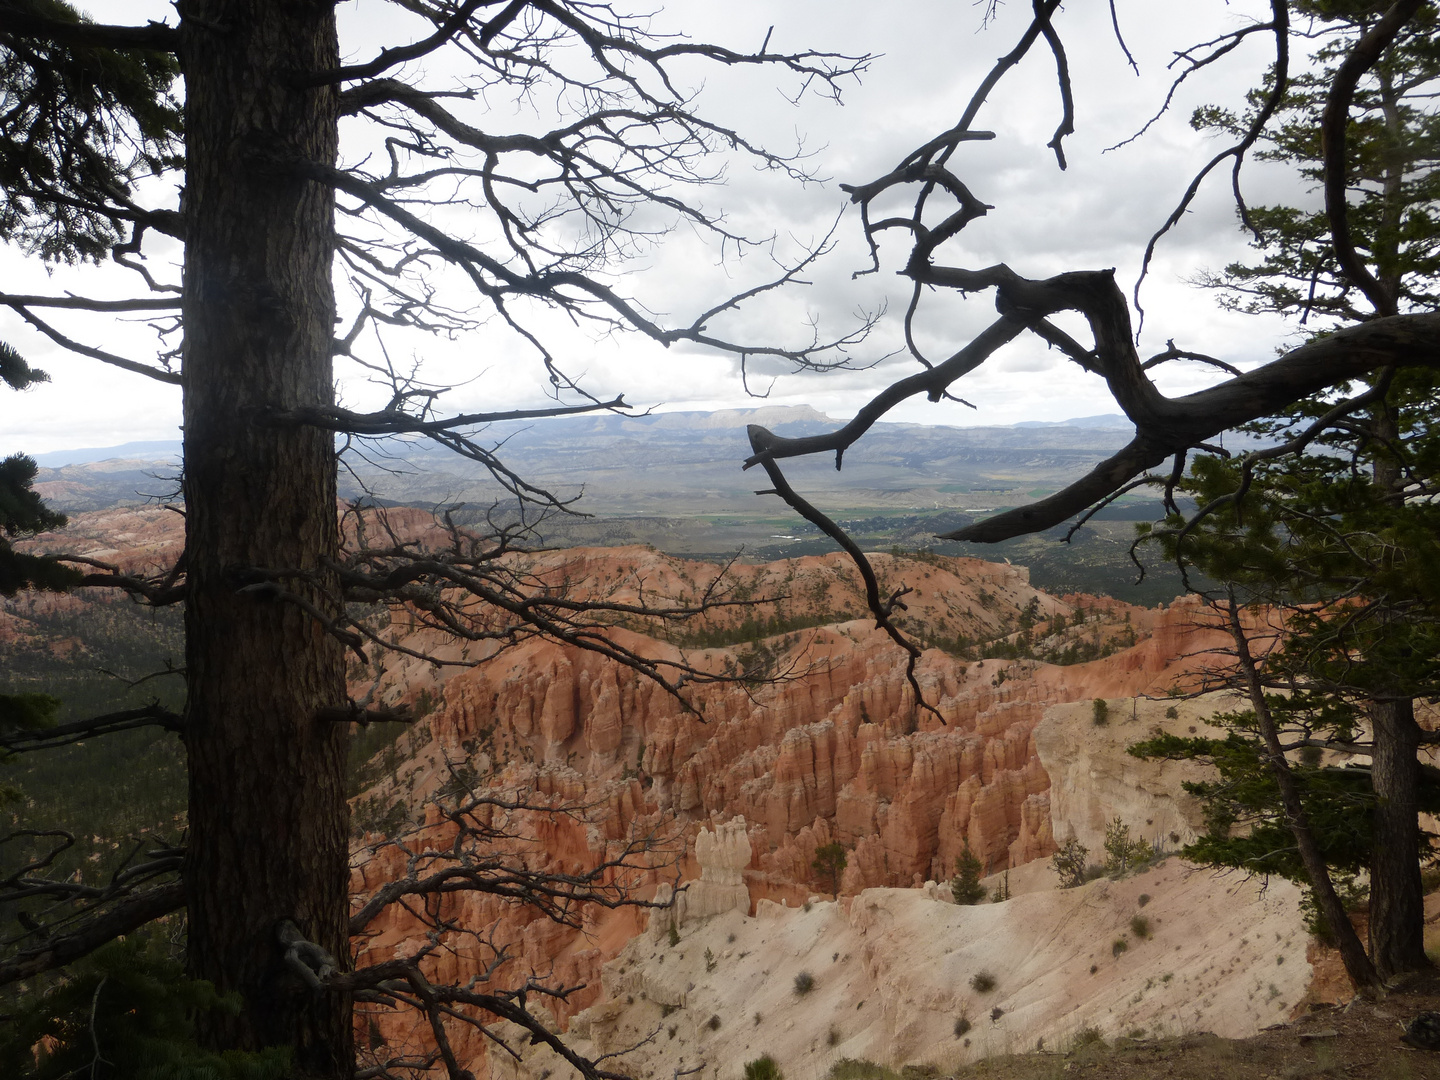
[345, 545, 1242, 1062]
[18, 504, 186, 572]
[4, 506, 187, 642]
[16, 509, 1251, 1063]
[1035, 690, 1244, 855]
[361, 551, 1227, 893]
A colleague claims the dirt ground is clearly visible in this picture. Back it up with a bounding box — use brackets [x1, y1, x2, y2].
[948, 973, 1440, 1080]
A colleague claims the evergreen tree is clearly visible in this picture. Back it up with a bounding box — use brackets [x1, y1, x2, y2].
[1051, 837, 1089, 890]
[1, 340, 77, 785]
[1101, 817, 1151, 878]
[1137, 0, 1440, 982]
[950, 843, 987, 905]
[1190, 2, 1440, 326]
[0, 0, 182, 264]
[0, 936, 289, 1080]
[0, 344, 80, 596]
[811, 842, 848, 900]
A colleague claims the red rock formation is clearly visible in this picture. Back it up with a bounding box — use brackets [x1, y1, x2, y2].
[20, 505, 185, 575]
[368, 548, 1239, 883]
[15, 509, 1241, 1065]
[342, 543, 1244, 1069]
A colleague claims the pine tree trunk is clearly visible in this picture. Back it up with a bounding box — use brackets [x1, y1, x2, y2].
[1225, 597, 1380, 991]
[180, 2, 351, 1073]
[1362, 378, 1427, 978]
[1369, 696, 1429, 980]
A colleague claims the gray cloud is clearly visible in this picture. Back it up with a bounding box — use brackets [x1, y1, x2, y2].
[2, 1, 1305, 454]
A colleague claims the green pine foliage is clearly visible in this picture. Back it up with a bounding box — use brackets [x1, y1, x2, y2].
[0, 937, 290, 1080]
[1133, 384, 1440, 897]
[0, 690, 60, 732]
[0, 0, 184, 264]
[1189, 4, 1439, 325]
[0, 339, 49, 391]
[0, 452, 82, 597]
[1051, 837, 1089, 889]
[1133, 3, 1440, 964]
[0, 342, 82, 596]
[1130, 709, 1440, 885]
[950, 843, 986, 905]
[811, 841, 848, 899]
[1102, 817, 1152, 878]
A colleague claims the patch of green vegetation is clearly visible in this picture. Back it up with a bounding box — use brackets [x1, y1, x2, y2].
[0, 935, 291, 1080]
[348, 720, 413, 794]
[828, 1059, 903, 1080]
[1071, 1027, 1107, 1050]
[1052, 837, 1089, 889]
[2, 601, 186, 888]
[1103, 817, 1153, 877]
[670, 610, 856, 650]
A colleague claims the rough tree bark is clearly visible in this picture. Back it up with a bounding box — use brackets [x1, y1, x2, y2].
[1369, 696, 1427, 979]
[1360, 404, 1429, 979]
[180, 1, 350, 1072]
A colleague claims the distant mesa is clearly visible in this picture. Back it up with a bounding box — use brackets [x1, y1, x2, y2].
[29, 406, 1135, 467]
[32, 439, 182, 468]
[1012, 413, 1129, 429]
[645, 404, 834, 429]
[28, 408, 1151, 542]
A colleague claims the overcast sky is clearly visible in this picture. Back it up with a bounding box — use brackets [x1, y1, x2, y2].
[1, 1, 1310, 456]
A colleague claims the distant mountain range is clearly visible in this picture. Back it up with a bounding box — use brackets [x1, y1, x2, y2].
[31, 441, 183, 468]
[29, 407, 1214, 604]
[32, 407, 1141, 516]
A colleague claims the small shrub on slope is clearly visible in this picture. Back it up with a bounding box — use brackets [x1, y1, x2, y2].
[828, 1060, 903, 1080]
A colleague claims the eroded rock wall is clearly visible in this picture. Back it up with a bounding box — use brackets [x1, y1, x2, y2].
[347, 547, 1241, 1071]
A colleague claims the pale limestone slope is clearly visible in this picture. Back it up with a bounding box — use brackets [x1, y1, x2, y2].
[1035, 692, 1244, 855]
[491, 859, 1307, 1080]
